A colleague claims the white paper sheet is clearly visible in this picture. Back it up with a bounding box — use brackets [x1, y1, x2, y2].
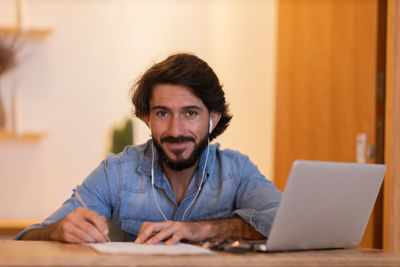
[87, 242, 214, 255]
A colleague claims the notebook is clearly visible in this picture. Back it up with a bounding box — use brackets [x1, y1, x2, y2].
[264, 160, 386, 251]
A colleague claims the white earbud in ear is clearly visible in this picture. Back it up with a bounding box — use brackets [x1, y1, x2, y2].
[209, 119, 213, 134]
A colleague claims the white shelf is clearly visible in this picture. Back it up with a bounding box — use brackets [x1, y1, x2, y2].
[0, 26, 52, 40]
[0, 130, 45, 142]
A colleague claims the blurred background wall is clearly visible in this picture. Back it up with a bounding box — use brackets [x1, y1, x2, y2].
[0, 0, 277, 220]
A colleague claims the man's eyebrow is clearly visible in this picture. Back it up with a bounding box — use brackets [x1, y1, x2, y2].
[150, 105, 203, 111]
[182, 105, 203, 111]
[150, 105, 169, 111]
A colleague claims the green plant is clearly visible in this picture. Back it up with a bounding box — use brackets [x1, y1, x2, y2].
[111, 118, 134, 154]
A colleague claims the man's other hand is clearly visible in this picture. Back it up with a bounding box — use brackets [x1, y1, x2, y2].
[134, 220, 209, 245]
[134, 218, 265, 245]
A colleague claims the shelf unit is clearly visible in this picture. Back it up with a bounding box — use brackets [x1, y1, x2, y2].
[0, 26, 52, 40]
[0, 0, 52, 40]
[0, 130, 45, 142]
[0, 1, 51, 142]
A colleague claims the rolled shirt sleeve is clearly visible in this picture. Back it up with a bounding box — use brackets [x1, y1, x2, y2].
[232, 155, 282, 237]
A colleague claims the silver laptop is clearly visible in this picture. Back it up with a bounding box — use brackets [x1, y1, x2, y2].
[264, 160, 386, 251]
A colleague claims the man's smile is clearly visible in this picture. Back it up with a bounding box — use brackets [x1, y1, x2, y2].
[160, 136, 196, 144]
[164, 141, 192, 149]
[160, 136, 195, 155]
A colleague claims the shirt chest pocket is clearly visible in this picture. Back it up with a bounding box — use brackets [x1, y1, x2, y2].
[119, 187, 167, 221]
[189, 181, 236, 221]
[122, 174, 151, 193]
[119, 175, 155, 220]
[201, 173, 237, 200]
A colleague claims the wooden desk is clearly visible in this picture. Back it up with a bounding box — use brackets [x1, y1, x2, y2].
[1, 240, 400, 266]
[0, 220, 40, 238]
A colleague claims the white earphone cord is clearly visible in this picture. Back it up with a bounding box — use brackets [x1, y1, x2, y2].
[151, 138, 210, 222]
[181, 138, 209, 221]
[151, 142, 168, 221]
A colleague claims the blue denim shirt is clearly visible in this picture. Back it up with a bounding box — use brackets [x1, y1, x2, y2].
[16, 140, 282, 241]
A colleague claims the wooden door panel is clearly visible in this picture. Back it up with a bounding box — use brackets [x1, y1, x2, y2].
[275, 0, 379, 248]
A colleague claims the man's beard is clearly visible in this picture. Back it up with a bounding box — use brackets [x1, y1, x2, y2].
[152, 134, 209, 171]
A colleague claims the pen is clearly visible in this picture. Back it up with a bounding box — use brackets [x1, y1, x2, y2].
[73, 186, 111, 242]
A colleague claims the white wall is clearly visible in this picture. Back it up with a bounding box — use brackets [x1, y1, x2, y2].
[0, 0, 277, 220]
[205, 0, 277, 181]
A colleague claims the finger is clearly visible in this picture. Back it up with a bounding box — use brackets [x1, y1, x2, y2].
[67, 209, 106, 243]
[67, 222, 97, 243]
[163, 222, 203, 245]
[135, 221, 171, 244]
[135, 222, 157, 244]
[76, 208, 109, 236]
[146, 223, 181, 245]
[62, 231, 84, 244]
[56, 219, 96, 243]
[165, 232, 183, 245]
[75, 220, 106, 243]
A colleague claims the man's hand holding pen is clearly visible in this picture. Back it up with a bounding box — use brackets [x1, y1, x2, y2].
[49, 207, 109, 243]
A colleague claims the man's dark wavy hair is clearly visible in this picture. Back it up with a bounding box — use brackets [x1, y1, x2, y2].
[131, 53, 232, 141]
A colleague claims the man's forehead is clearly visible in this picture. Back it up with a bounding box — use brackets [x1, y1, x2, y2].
[149, 83, 206, 108]
[151, 83, 196, 96]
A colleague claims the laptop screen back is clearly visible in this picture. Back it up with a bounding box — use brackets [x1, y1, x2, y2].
[266, 160, 386, 251]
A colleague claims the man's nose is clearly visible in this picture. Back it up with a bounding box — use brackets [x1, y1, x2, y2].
[167, 117, 185, 137]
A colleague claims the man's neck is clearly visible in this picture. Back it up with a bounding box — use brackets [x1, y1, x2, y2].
[161, 162, 199, 205]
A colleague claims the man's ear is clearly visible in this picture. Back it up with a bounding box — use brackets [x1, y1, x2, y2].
[142, 116, 150, 128]
[210, 112, 222, 133]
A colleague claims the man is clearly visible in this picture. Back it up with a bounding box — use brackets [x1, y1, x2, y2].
[17, 53, 282, 244]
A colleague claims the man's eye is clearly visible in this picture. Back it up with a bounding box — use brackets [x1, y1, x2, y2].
[156, 111, 168, 117]
[187, 110, 198, 116]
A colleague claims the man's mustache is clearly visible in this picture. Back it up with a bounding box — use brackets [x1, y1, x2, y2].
[160, 136, 195, 144]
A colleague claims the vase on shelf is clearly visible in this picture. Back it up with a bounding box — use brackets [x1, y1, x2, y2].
[0, 84, 6, 129]
[11, 85, 22, 136]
